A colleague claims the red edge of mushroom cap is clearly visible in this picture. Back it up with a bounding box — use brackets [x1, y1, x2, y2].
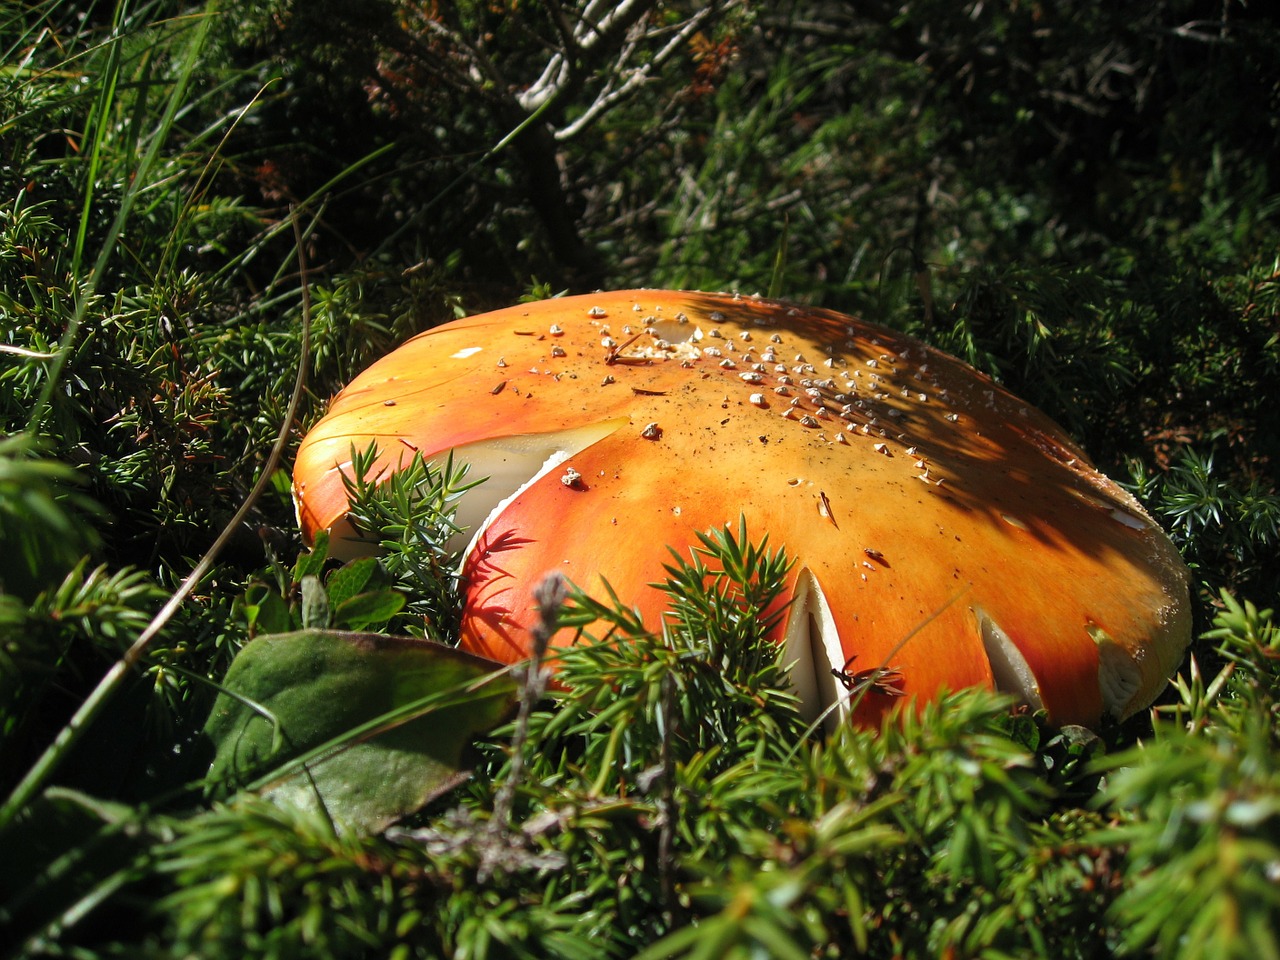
[293, 290, 1192, 731]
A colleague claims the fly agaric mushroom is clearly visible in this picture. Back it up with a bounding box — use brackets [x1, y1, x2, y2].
[293, 290, 1191, 730]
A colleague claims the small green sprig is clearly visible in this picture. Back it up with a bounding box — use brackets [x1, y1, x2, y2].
[338, 442, 480, 643]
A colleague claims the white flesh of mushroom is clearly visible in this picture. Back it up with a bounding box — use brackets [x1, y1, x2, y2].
[779, 569, 850, 733]
[446, 422, 624, 566]
[976, 608, 1046, 714]
[1087, 622, 1145, 719]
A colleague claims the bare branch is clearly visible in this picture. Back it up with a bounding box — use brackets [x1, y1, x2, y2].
[556, 5, 717, 141]
[517, 0, 658, 113]
[1168, 20, 1233, 43]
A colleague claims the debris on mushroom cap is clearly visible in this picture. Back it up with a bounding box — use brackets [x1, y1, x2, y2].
[292, 290, 1192, 731]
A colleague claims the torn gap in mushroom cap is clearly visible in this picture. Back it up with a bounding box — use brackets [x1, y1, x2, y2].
[1087, 622, 1144, 719]
[779, 568, 849, 733]
[975, 608, 1046, 714]
[323, 421, 626, 562]
[453, 419, 629, 565]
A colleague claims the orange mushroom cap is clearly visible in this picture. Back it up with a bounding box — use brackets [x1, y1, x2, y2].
[293, 290, 1192, 730]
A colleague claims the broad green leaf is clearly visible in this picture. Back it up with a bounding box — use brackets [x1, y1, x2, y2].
[204, 629, 516, 835]
[300, 574, 330, 629]
[325, 556, 382, 607]
[241, 582, 294, 636]
[293, 529, 330, 581]
[333, 590, 406, 631]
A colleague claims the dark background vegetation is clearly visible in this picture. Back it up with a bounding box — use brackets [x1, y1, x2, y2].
[1, 1, 1278, 957]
